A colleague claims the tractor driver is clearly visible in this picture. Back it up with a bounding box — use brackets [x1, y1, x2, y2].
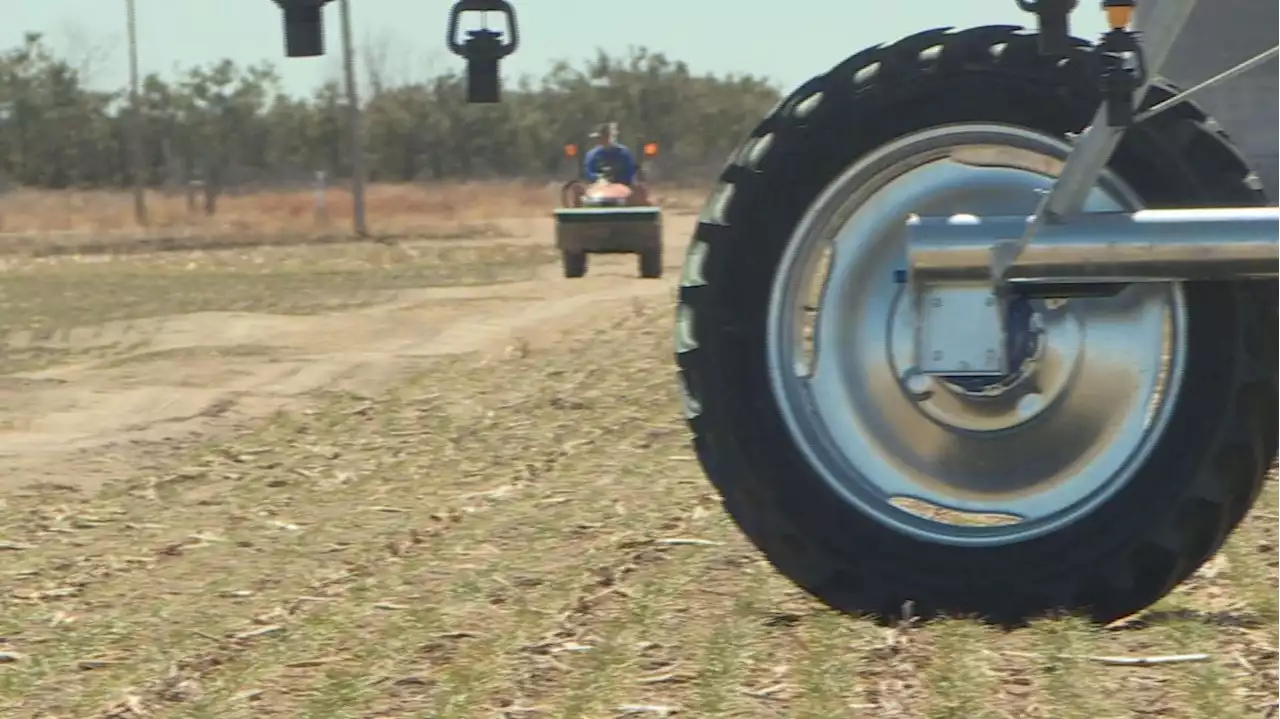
[582, 122, 638, 186]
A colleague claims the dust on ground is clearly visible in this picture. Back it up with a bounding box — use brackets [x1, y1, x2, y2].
[0, 218, 690, 493]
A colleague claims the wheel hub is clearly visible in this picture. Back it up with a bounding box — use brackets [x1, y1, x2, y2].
[943, 295, 1042, 396]
[889, 293, 1075, 432]
[765, 124, 1185, 546]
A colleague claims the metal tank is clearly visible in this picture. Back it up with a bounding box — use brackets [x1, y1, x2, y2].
[1162, 0, 1278, 199]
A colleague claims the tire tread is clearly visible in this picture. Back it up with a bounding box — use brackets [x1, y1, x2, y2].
[676, 25, 1275, 623]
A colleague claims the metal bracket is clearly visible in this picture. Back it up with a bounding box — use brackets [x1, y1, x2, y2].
[1016, 0, 1080, 56]
[992, 0, 1202, 281]
[447, 0, 520, 103]
[273, 0, 337, 57]
[447, 0, 520, 57]
[915, 284, 1009, 377]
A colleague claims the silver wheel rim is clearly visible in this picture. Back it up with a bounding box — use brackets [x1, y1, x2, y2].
[766, 124, 1187, 547]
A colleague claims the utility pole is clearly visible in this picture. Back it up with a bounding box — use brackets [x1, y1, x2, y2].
[126, 0, 148, 226]
[338, 0, 367, 237]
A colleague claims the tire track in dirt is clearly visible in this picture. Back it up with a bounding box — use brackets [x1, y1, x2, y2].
[0, 217, 693, 492]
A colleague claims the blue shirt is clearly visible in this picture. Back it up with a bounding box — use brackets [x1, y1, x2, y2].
[583, 143, 638, 184]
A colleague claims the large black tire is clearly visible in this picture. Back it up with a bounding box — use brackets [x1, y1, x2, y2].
[639, 245, 663, 279]
[675, 26, 1277, 623]
[562, 251, 587, 278]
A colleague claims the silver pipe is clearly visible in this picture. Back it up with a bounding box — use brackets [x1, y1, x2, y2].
[909, 207, 1279, 283]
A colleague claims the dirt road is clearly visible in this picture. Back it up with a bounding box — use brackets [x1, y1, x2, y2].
[0, 216, 695, 492]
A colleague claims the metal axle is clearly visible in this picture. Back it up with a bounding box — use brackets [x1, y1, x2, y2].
[908, 207, 1280, 284]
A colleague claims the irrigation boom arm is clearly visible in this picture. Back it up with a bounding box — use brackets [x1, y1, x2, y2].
[270, 0, 1273, 219]
[267, 0, 1277, 292]
[270, 1, 1141, 112]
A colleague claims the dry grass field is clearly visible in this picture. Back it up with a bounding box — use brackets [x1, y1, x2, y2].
[0, 183, 708, 256]
[0, 185, 1275, 718]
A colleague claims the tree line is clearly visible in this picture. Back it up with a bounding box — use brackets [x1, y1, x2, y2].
[0, 32, 782, 199]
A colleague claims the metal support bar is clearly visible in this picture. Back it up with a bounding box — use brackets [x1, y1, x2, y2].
[909, 207, 1280, 284]
[990, 0, 1201, 279]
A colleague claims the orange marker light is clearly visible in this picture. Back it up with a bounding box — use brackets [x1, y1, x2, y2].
[565, 143, 578, 157]
[1106, 4, 1133, 28]
[643, 142, 659, 157]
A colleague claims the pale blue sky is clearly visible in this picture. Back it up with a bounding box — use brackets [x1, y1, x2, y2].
[3, 1, 1107, 96]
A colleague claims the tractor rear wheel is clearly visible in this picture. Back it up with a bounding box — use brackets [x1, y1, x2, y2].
[639, 245, 662, 279]
[675, 25, 1276, 623]
[562, 251, 587, 278]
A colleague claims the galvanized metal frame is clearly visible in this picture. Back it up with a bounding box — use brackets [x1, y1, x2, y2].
[906, 0, 1279, 377]
[990, 0, 1203, 280]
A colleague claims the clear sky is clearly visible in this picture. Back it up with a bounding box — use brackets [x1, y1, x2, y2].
[3, 1, 1107, 96]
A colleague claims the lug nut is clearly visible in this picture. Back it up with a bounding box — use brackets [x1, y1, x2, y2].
[904, 371, 934, 400]
[1016, 393, 1045, 418]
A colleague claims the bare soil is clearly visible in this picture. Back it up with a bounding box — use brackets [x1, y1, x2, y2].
[0, 219, 688, 493]
[0, 215, 1275, 719]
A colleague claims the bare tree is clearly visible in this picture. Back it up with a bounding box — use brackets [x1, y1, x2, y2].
[358, 27, 447, 92]
[54, 20, 120, 87]
[361, 28, 394, 97]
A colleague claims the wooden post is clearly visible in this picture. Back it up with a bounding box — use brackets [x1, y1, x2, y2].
[314, 170, 329, 224]
[339, 0, 368, 237]
[125, 0, 149, 227]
